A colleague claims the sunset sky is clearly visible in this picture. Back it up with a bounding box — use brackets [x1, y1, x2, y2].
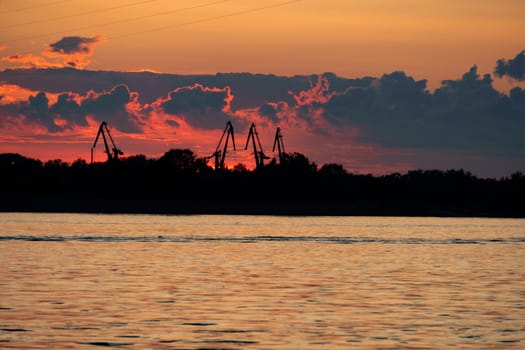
[1, 0, 524, 176]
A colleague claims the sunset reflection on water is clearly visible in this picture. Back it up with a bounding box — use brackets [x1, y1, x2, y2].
[1, 214, 524, 349]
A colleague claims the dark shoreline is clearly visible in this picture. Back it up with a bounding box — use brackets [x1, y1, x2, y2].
[2, 195, 523, 218]
[2, 153, 524, 218]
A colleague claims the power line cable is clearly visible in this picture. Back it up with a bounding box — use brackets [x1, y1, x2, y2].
[1, 0, 160, 29]
[0, 0, 234, 45]
[110, 0, 305, 40]
[0, 0, 70, 14]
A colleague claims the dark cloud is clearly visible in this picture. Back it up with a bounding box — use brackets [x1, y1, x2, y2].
[495, 50, 525, 81]
[322, 71, 430, 139]
[323, 66, 525, 153]
[1, 36, 103, 70]
[28, 92, 49, 114]
[50, 93, 86, 126]
[1, 67, 524, 158]
[510, 87, 525, 105]
[81, 84, 142, 132]
[83, 85, 131, 114]
[48, 36, 102, 55]
[0, 91, 62, 132]
[0, 69, 309, 106]
[159, 84, 233, 129]
[258, 102, 287, 123]
[0, 84, 142, 133]
[258, 103, 278, 121]
[25, 91, 61, 132]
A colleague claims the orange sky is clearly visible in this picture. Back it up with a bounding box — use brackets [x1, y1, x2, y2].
[1, 0, 524, 89]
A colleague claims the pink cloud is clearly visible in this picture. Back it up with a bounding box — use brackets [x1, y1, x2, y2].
[291, 75, 335, 106]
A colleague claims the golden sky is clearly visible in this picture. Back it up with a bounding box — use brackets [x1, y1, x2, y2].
[1, 0, 524, 88]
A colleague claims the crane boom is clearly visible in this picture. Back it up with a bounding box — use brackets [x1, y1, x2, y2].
[244, 123, 269, 170]
[272, 127, 286, 163]
[209, 121, 236, 170]
[91, 121, 123, 163]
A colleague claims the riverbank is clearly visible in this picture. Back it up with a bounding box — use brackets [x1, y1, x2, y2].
[2, 153, 524, 218]
[1, 195, 523, 218]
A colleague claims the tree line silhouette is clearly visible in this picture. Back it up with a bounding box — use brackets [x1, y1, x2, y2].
[1, 150, 524, 217]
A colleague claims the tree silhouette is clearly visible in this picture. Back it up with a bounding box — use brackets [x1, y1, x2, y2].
[0, 151, 523, 216]
[233, 163, 248, 173]
[44, 159, 68, 169]
[158, 149, 211, 174]
[319, 163, 347, 176]
[0, 153, 42, 171]
[280, 152, 317, 175]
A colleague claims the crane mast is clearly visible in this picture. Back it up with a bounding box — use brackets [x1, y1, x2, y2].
[272, 127, 286, 163]
[209, 121, 236, 170]
[91, 121, 123, 163]
[244, 123, 269, 170]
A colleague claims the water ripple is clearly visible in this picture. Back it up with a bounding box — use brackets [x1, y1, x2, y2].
[77, 342, 133, 347]
[1, 235, 524, 244]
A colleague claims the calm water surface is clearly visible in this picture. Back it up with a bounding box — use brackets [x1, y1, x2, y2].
[1, 213, 524, 349]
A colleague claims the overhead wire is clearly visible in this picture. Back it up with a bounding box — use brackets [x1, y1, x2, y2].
[0, 0, 305, 45]
[0, 0, 235, 44]
[0, 0, 70, 14]
[110, 0, 305, 40]
[1, 0, 160, 29]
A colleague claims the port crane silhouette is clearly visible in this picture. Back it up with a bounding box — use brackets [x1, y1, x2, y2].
[209, 121, 236, 170]
[245, 123, 269, 170]
[91, 121, 123, 163]
[272, 127, 286, 163]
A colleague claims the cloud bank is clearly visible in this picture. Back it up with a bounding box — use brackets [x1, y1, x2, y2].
[1, 52, 524, 176]
[323, 67, 525, 153]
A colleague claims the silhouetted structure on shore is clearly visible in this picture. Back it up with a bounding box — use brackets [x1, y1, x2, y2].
[208, 121, 236, 171]
[245, 123, 269, 171]
[91, 121, 123, 163]
[273, 127, 286, 164]
[1, 151, 524, 217]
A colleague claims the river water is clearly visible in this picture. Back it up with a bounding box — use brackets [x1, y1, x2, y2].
[1, 213, 524, 349]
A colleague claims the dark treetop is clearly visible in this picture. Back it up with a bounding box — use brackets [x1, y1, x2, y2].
[1, 151, 524, 217]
